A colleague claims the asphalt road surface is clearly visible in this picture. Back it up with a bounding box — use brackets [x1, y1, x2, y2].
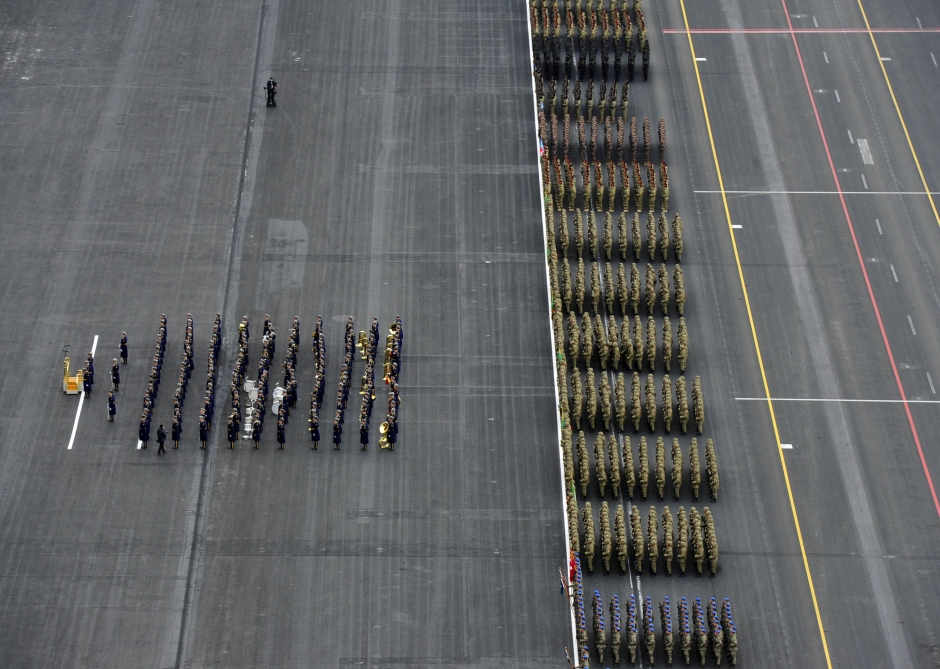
[0, 0, 938, 667]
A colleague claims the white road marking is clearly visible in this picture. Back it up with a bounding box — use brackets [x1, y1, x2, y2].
[824, 51, 829, 63]
[932, 53, 938, 68]
[834, 89, 841, 102]
[876, 218, 883, 234]
[67, 335, 98, 450]
[847, 129, 854, 143]
[137, 440, 142, 450]
[917, 17, 923, 29]
[695, 57, 707, 61]
[731, 224, 742, 229]
[861, 174, 868, 189]
[695, 189, 940, 195]
[928, 372, 937, 395]
[890, 264, 899, 282]
[908, 315, 917, 335]
[881, 57, 891, 62]
[781, 443, 794, 450]
[813, 16, 819, 27]
[736, 396, 940, 404]
[857, 138, 874, 164]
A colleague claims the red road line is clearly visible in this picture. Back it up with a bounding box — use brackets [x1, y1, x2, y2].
[778, 0, 940, 519]
[664, 27, 940, 34]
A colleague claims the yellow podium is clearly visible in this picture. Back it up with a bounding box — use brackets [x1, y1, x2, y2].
[63, 356, 82, 394]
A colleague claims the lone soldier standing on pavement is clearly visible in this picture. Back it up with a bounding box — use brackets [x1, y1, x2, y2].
[107, 392, 116, 422]
[199, 413, 209, 450]
[120, 332, 128, 364]
[277, 418, 286, 450]
[227, 414, 237, 449]
[157, 424, 167, 455]
[172, 416, 181, 449]
[252, 418, 262, 450]
[111, 359, 120, 391]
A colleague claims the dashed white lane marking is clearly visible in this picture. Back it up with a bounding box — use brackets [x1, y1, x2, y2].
[695, 189, 940, 195]
[736, 396, 940, 404]
[824, 51, 829, 63]
[881, 56, 891, 62]
[861, 174, 869, 189]
[67, 334, 98, 450]
[695, 56, 707, 61]
[928, 372, 937, 395]
[781, 443, 794, 450]
[932, 53, 938, 68]
[813, 16, 818, 27]
[876, 218, 883, 234]
[847, 129, 854, 144]
[731, 224, 743, 229]
[834, 89, 841, 102]
[890, 263, 899, 282]
[917, 17, 923, 29]
[908, 315, 917, 335]
[857, 138, 874, 164]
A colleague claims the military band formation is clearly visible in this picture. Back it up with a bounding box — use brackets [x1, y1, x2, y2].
[87, 312, 402, 452]
[570, 554, 738, 667]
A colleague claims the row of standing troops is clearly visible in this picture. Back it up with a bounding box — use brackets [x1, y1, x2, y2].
[138, 315, 168, 448]
[274, 317, 301, 448]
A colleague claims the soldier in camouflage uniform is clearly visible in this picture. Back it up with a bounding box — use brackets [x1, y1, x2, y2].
[643, 597, 656, 663]
[578, 430, 591, 498]
[615, 504, 627, 572]
[679, 597, 693, 666]
[575, 258, 586, 313]
[663, 316, 673, 372]
[693, 375, 705, 434]
[662, 374, 673, 433]
[609, 316, 621, 370]
[571, 369, 583, 430]
[587, 367, 598, 430]
[722, 599, 738, 667]
[647, 211, 657, 262]
[677, 316, 689, 373]
[646, 315, 657, 371]
[633, 315, 644, 372]
[632, 213, 642, 261]
[623, 314, 635, 371]
[704, 506, 719, 577]
[582, 313, 594, 365]
[593, 590, 607, 663]
[582, 502, 595, 572]
[617, 263, 629, 314]
[638, 435, 649, 499]
[677, 506, 689, 576]
[623, 435, 636, 499]
[618, 213, 629, 261]
[655, 436, 667, 500]
[595, 432, 608, 498]
[677, 375, 690, 434]
[626, 595, 639, 665]
[604, 212, 614, 260]
[706, 438, 720, 501]
[658, 212, 670, 262]
[674, 264, 686, 316]
[647, 505, 659, 575]
[568, 313, 580, 363]
[694, 598, 709, 666]
[630, 262, 641, 314]
[575, 209, 585, 258]
[616, 372, 627, 431]
[610, 595, 623, 665]
[631, 371, 642, 432]
[609, 433, 621, 498]
[600, 373, 612, 430]
[631, 504, 644, 573]
[672, 437, 683, 500]
[600, 501, 612, 573]
[590, 261, 601, 314]
[645, 263, 657, 315]
[690, 507, 705, 576]
[659, 263, 670, 314]
[662, 506, 674, 576]
[708, 597, 723, 666]
[690, 437, 701, 501]
[596, 315, 610, 371]
[645, 373, 657, 433]
[588, 211, 599, 260]
[672, 213, 683, 261]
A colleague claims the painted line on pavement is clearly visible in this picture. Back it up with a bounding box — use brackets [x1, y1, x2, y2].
[677, 0, 833, 664]
[695, 189, 940, 195]
[67, 334, 98, 450]
[736, 396, 940, 404]
[908, 315, 917, 335]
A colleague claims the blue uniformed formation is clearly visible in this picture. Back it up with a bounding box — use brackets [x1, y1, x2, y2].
[592, 589, 606, 663]
[309, 316, 325, 449]
[609, 593, 622, 664]
[170, 314, 195, 449]
[679, 596, 693, 665]
[694, 597, 708, 666]
[228, 315, 251, 447]
[275, 317, 300, 449]
[331, 317, 356, 449]
[643, 595, 656, 664]
[721, 597, 738, 666]
[357, 318, 380, 450]
[82, 350, 95, 398]
[569, 554, 589, 668]
[138, 314, 167, 448]
[380, 315, 404, 450]
[626, 593, 638, 664]
[660, 595, 674, 666]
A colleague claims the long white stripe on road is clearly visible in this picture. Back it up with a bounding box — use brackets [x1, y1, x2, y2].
[695, 189, 940, 195]
[67, 335, 98, 450]
[736, 396, 940, 404]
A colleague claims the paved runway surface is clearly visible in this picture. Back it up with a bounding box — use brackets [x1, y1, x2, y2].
[0, 0, 938, 667]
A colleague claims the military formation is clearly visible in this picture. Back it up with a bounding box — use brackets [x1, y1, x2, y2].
[274, 317, 301, 449]
[169, 314, 195, 449]
[137, 315, 168, 448]
[356, 319, 380, 450]
[380, 316, 404, 450]
[308, 316, 326, 449]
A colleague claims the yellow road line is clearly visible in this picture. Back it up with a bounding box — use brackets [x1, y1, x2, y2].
[855, 0, 940, 229]
[677, 0, 833, 666]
